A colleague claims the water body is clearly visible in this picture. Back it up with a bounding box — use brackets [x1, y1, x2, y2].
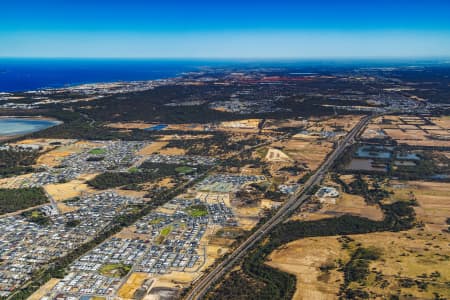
[0, 59, 204, 92]
[356, 145, 393, 159]
[0, 118, 60, 136]
[2, 58, 444, 93]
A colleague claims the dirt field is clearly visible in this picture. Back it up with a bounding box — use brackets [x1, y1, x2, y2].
[0, 173, 32, 188]
[383, 128, 428, 141]
[159, 147, 186, 155]
[28, 278, 60, 300]
[44, 174, 97, 201]
[431, 116, 450, 129]
[37, 140, 102, 167]
[107, 122, 152, 130]
[138, 141, 168, 155]
[265, 148, 293, 163]
[367, 115, 450, 147]
[267, 237, 346, 300]
[314, 115, 363, 132]
[273, 138, 333, 171]
[114, 188, 148, 198]
[118, 272, 150, 299]
[13, 138, 75, 151]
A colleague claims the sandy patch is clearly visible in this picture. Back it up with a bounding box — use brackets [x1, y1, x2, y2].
[138, 142, 168, 155]
[44, 174, 97, 201]
[118, 272, 150, 299]
[28, 278, 60, 300]
[159, 147, 186, 155]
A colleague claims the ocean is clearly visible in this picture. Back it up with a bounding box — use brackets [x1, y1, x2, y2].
[0, 59, 203, 92]
[1, 58, 445, 93]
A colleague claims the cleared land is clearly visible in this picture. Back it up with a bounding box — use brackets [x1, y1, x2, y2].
[28, 278, 60, 300]
[272, 138, 333, 171]
[138, 141, 168, 155]
[118, 272, 150, 299]
[364, 115, 450, 147]
[295, 191, 384, 222]
[267, 237, 346, 300]
[44, 174, 97, 201]
[268, 230, 450, 300]
[36, 140, 102, 167]
[388, 180, 450, 232]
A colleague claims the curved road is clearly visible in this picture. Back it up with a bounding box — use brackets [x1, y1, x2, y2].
[184, 114, 373, 300]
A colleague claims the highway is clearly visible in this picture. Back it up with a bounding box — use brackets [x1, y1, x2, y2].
[184, 114, 373, 300]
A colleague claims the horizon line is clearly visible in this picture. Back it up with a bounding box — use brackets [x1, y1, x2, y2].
[1, 56, 450, 61]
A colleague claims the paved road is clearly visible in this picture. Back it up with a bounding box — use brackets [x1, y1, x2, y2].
[184, 115, 373, 300]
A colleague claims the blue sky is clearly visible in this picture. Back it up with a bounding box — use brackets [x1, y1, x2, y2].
[1, 0, 450, 58]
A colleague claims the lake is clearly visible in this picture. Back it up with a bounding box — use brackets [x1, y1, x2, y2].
[0, 118, 61, 136]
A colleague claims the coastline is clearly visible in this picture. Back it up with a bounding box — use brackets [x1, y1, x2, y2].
[0, 58, 197, 93]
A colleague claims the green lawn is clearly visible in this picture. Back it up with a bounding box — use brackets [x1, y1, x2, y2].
[160, 225, 173, 236]
[150, 218, 164, 225]
[187, 204, 208, 217]
[99, 263, 131, 278]
[128, 167, 139, 173]
[89, 148, 107, 155]
[175, 166, 194, 174]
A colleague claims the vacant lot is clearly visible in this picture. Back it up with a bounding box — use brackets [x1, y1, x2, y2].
[28, 278, 60, 300]
[273, 138, 333, 171]
[44, 174, 97, 201]
[138, 141, 168, 155]
[36, 140, 102, 167]
[118, 272, 150, 299]
[268, 229, 450, 300]
[389, 180, 450, 231]
[368, 115, 450, 147]
[267, 237, 346, 300]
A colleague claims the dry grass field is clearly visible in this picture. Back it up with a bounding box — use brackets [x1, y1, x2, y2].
[44, 173, 97, 201]
[274, 138, 333, 171]
[267, 237, 346, 300]
[0, 173, 32, 188]
[389, 180, 450, 232]
[159, 147, 186, 155]
[36, 140, 103, 167]
[292, 190, 384, 222]
[317, 115, 363, 132]
[270, 176, 450, 299]
[365, 115, 450, 147]
[138, 141, 168, 155]
[431, 116, 450, 129]
[267, 229, 450, 300]
[107, 122, 152, 130]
